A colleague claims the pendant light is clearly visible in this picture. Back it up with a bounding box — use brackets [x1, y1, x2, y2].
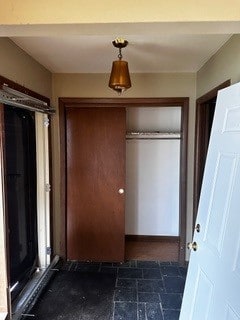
[108, 38, 131, 94]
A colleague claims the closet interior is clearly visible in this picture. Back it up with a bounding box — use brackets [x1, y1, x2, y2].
[125, 106, 181, 261]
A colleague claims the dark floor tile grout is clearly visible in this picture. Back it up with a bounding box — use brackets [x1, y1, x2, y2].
[136, 277, 139, 304]
[159, 301, 164, 319]
[141, 302, 147, 320]
[112, 301, 116, 320]
[60, 259, 187, 320]
[114, 277, 118, 288]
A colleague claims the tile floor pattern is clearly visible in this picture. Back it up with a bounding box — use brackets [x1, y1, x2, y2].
[62, 260, 187, 320]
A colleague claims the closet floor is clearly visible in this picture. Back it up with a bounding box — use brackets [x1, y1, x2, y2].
[23, 260, 187, 320]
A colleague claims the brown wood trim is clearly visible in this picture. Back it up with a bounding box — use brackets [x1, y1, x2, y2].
[179, 98, 188, 263]
[0, 75, 50, 105]
[59, 97, 189, 107]
[59, 97, 189, 264]
[125, 235, 180, 242]
[193, 80, 231, 229]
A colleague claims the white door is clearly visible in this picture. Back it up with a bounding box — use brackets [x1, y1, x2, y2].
[180, 82, 240, 320]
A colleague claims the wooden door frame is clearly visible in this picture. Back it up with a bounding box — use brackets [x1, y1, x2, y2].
[59, 97, 189, 264]
[193, 80, 231, 228]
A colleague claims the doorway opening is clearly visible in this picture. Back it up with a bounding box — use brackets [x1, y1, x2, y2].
[193, 80, 230, 226]
[4, 106, 38, 300]
[0, 75, 54, 318]
[59, 98, 188, 264]
[125, 106, 181, 261]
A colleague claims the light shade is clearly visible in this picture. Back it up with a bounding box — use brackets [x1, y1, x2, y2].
[108, 60, 131, 94]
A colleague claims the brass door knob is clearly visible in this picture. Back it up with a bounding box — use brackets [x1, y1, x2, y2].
[187, 241, 198, 251]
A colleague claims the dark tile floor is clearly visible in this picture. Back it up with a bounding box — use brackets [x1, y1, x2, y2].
[61, 260, 187, 320]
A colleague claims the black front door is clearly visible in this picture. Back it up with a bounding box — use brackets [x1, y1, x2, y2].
[4, 106, 38, 300]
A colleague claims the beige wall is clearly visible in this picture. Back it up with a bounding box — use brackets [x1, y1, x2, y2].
[1, 1, 240, 24]
[0, 37, 52, 318]
[0, 38, 52, 98]
[52, 72, 196, 258]
[197, 35, 240, 97]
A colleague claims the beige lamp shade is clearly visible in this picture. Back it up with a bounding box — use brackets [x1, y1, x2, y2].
[108, 60, 131, 94]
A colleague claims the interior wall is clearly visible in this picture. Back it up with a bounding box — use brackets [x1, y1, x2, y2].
[125, 107, 181, 236]
[126, 139, 180, 236]
[0, 38, 52, 98]
[197, 35, 240, 98]
[52, 72, 196, 259]
[126, 107, 181, 132]
[0, 38, 52, 317]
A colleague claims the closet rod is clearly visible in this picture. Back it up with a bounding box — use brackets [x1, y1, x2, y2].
[126, 132, 181, 140]
[126, 137, 181, 140]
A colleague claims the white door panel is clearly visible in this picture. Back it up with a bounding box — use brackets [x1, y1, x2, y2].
[180, 82, 240, 320]
[191, 268, 213, 320]
[224, 306, 240, 320]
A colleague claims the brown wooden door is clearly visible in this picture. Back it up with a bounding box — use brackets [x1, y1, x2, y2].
[66, 107, 126, 262]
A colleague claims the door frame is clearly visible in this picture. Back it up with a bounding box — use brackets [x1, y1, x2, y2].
[193, 80, 231, 227]
[59, 97, 189, 264]
[0, 74, 52, 316]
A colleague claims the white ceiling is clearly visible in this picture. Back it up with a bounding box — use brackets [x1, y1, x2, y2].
[5, 21, 240, 75]
[11, 33, 231, 74]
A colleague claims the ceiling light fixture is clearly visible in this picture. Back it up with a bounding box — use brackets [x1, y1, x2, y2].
[108, 38, 131, 95]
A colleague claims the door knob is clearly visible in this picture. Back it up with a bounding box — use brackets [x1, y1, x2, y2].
[118, 188, 124, 194]
[187, 241, 198, 251]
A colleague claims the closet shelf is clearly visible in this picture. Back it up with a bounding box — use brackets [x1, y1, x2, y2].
[126, 132, 181, 140]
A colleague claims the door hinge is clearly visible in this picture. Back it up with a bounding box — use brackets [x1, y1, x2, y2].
[45, 183, 51, 192]
[46, 247, 51, 255]
[43, 115, 50, 127]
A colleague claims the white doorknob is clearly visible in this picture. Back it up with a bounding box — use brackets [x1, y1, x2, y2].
[118, 188, 124, 194]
